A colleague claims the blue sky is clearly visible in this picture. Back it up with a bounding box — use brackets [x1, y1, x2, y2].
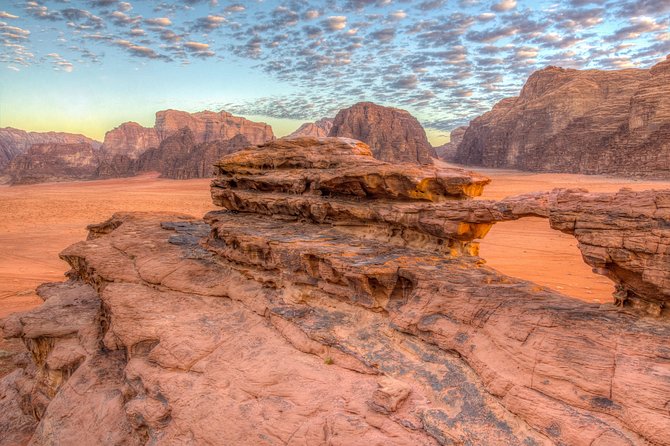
[0, 0, 669, 144]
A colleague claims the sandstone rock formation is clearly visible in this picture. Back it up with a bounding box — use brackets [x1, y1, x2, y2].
[101, 109, 274, 159]
[329, 102, 437, 164]
[454, 55, 670, 177]
[288, 118, 334, 138]
[435, 126, 466, 162]
[5, 143, 100, 185]
[0, 128, 100, 171]
[134, 128, 251, 179]
[2, 137, 670, 445]
[100, 122, 160, 160]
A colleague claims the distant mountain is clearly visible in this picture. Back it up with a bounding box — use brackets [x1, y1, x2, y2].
[287, 118, 334, 138]
[6, 142, 100, 185]
[4, 109, 272, 184]
[435, 126, 466, 162]
[454, 55, 670, 177]
[0, 128, 100, 170]
[329, 102, 436, 164]
[132, 128, 252, 180]
[101, 109, 274, 159]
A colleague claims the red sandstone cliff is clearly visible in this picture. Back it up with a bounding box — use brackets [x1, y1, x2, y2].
[5, 143, 100, 185]
[101, 109, 274, 159]
[329, 102, 437, 164]
[455, 55, 670, 177]
[0, 128, 100, 171]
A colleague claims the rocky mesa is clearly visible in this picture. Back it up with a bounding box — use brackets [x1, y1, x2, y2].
[1, 137, 669, 445]
[329, 102, 437, 164]
[0, 128, 100, 172]
[101, 109, 275, 159]
[454, 55, 670, 177]
[5, 143, 101, 185]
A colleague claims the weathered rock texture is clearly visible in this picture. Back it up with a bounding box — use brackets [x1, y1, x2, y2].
[0, 128, 100, 171]
[455, 55, 670, 177]
[288, 118, 334, 138]
[134, 129, 252, 179]
[329, 102, 437, 164]
[2, 137, 670, 445]
[435, 126, 467, 162]
[101, 109, 274, 159]
[5, 143, 100, 185]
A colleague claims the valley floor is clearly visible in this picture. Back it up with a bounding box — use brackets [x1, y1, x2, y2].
[1, 168, 669, 321]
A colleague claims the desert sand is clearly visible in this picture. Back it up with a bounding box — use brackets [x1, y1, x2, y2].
[1, 169, 670, 320]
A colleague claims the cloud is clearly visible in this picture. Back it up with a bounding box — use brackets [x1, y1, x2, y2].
[224, 4, 245, 13]
[491, 0, 517, 12]
[113, 39, 169, 60]
[369, 27, 395, 42]
[193, 14, 226, 31]
[324, 16, 347, 31]
[0, 11, 18, 19]
[144, 17, 172, 27]
[25, 2, 60, 21]
[389, 10, 407, 21]
[608, 16, 666, 41]
[184, 41, 214, 57]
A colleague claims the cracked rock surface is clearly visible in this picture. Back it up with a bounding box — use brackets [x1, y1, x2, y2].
[1, 137, 669, 445]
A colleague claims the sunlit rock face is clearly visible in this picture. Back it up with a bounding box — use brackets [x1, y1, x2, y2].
[100, 109, 274, 159]
[5, 143, 100, 185]
[2, 137, 670, 446]
[329, 102, 437, 164]
[455, 55, 670, 178]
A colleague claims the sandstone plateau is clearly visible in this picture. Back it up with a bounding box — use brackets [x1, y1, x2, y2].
[454, 55, 670, 177]
[329, 102, 437, 164]
[1, 137, 669, 445]
[101, 109, 275, 159]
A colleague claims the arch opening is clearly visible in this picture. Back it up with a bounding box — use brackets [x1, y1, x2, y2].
[478, 216, 615, 303]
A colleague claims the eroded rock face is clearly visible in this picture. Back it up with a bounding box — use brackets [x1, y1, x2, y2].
[2, 137, 670, 445]
[435, 126, 466, 162]
[101, 109, 274, 159]
[0, 128, 101, 171]
[5, 143, 100, 185]
[135, 129, 251, 179]
[329, 102, 437, 164]
[100, 122, 160, 160]
[455, 56, 670, 177]
[288, 118, 334, 138]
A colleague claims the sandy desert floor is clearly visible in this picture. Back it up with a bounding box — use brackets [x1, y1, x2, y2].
[1, 169, 669, 321]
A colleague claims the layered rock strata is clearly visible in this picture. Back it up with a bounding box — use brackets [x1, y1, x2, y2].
[5, 143, 100, 185]
[329, 102, 437, 164]
[455, 55, 670, 177]
[0, 128, 100, 171]
[128, 128, 252, 179]
[101, 109, 274, 159]
[1, 137, 670, 445]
